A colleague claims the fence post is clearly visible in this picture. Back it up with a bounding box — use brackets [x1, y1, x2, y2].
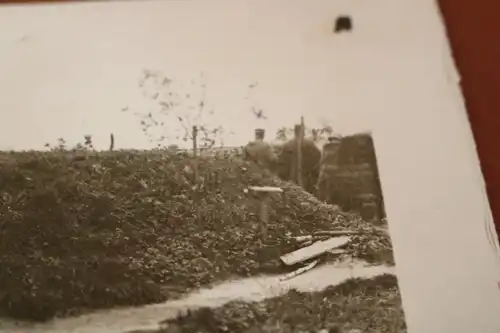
[296, 118, 304, 187]
[109, 133, 115, 151]
[259, 196, 269, 242]
[192, 126, 198, 156]
[248, 186, 283, 243]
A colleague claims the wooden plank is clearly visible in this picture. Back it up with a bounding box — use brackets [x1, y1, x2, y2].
[280, 260, 319, 281]
[292, 231, 358, 242]
[313, 230, 358, 237]
[248, 186, 283, 193]
[280, 236, 351, 266]
[292, 235, 335, 243]
[293, 235, 313, 242]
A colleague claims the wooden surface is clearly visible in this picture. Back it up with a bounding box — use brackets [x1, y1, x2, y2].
[280, 236, 351, 266]
[437, 0, 500, 236]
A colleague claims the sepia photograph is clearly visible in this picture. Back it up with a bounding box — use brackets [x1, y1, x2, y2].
[0, 1, 416, 332]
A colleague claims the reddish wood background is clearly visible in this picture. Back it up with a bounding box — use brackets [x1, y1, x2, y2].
[1, 0, 499, 235]
[436, 0, 500, 236]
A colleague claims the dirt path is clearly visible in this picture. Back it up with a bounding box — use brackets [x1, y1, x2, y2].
[0, 261, 394, 333]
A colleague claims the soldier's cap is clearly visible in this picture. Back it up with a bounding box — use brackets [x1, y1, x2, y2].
[255, 128, 265, 134]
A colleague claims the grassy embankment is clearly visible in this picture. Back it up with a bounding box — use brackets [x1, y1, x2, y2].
[0, 150, 394, 321]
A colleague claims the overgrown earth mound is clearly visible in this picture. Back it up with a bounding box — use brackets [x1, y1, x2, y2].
[152, 274, 406, 333]
[0, 150, 393, 321]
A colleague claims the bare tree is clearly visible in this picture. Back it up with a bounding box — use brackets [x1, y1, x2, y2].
[245, 81, 267, 121]
[126, 69, 225, 150]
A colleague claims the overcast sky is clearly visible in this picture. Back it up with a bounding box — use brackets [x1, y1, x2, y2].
[0, 0, 438, 150]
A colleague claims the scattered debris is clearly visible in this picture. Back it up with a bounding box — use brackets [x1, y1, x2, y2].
[280, 236, 351, 266]
[292, 229, 358, 242]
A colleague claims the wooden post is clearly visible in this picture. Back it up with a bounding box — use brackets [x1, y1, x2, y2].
[109, 133, 115, 151]
[296, 118, 304, 187]
[259, 196, 269, 241]
[248, 186, 283, 243]
[192, 126, 198, 156]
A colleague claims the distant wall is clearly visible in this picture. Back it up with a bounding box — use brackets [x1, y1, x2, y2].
[317, 133, 385, 221]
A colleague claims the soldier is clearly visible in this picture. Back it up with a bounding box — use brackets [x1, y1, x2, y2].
[243, 128, 278, 171]
[278, 125, 322, 194]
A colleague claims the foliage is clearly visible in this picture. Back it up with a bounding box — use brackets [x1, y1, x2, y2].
[0, 150, 393, 321]
[154, 274, 406, 333]
[44, 135, 95, 152]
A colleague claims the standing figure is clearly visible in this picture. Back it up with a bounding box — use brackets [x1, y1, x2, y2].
[278, 125, 322, 194]
[243, 128, 278, 171]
